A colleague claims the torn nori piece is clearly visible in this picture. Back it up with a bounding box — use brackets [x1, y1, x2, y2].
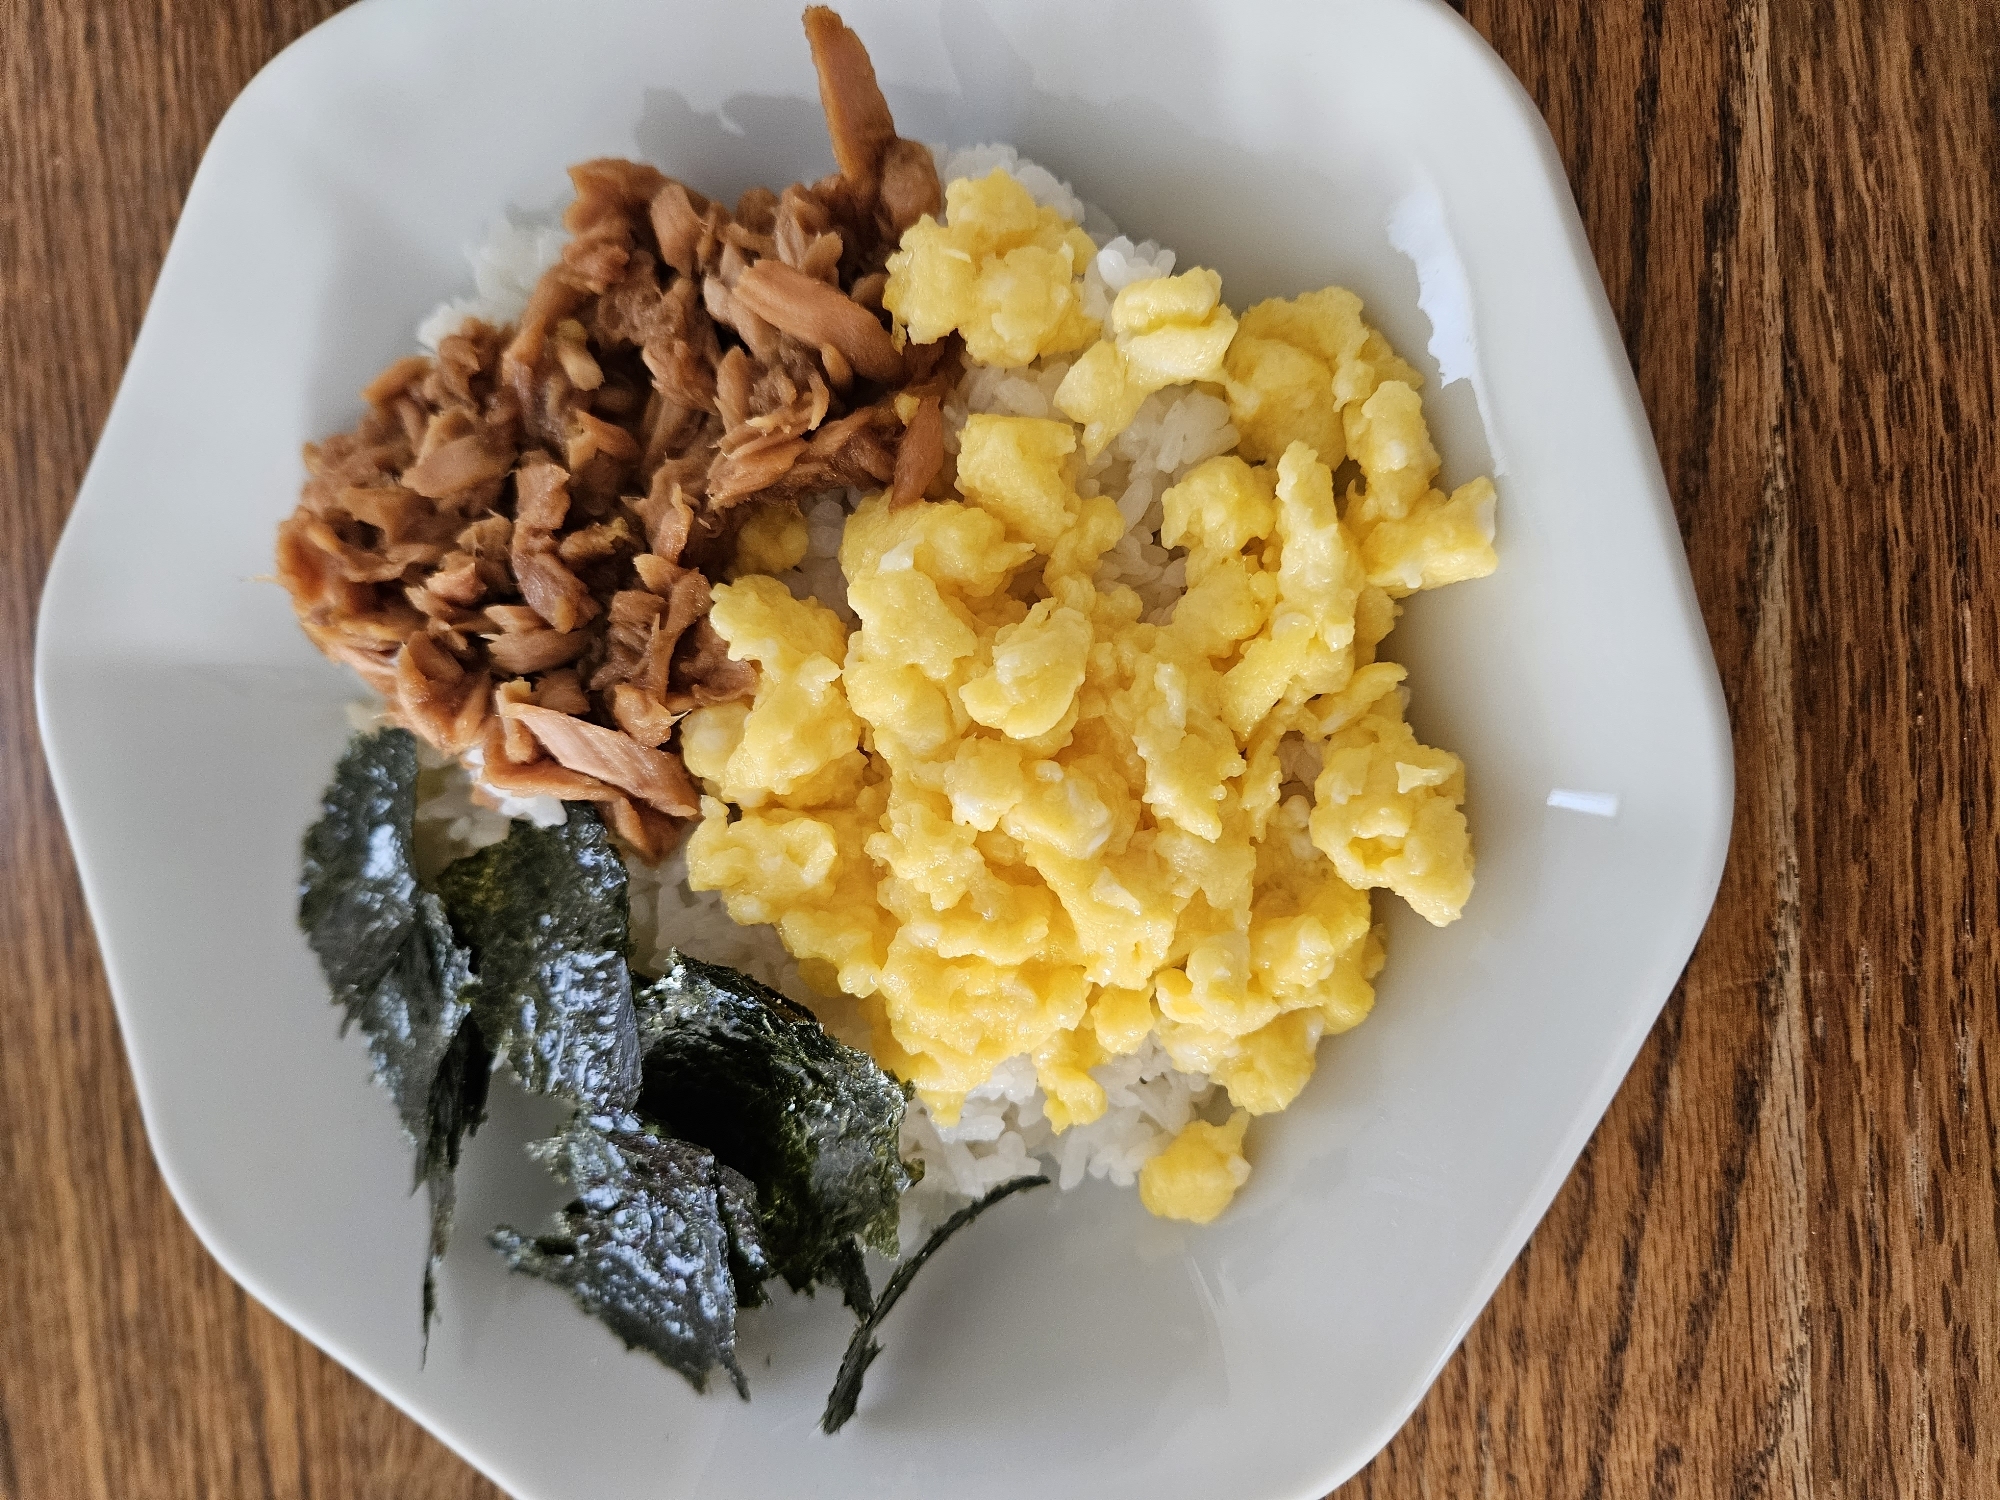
[490, 1115, 755, 1396]
[634, 951, 911, 1313]
[821, 1174, 1049, 1434]
[299, 727, 489, 1343]
[434, 805, 642, 1111]
[419, 1000, 492, 1334]
[715, 1165, 773, 1308]
[300, 727, 429, 1007]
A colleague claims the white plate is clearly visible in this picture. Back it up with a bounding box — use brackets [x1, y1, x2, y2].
[35, 0, 1732, 1495]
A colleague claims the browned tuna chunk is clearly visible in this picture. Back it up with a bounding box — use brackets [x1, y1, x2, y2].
[804, 6, 899, 201]
[505, 702, 700, 817]
[731, 259, 901, 382]
[275, 8, 940, 862]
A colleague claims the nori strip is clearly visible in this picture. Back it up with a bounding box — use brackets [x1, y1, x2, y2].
[820, 1175, 1049, 1434]
[633, 951, 911, 1310]
[491, 1117, 752, 1397]
[298, 728, 489, 1344]
[715, 1165, 773, 1308]
[434, 805, 642, 1110]
[420, 1000, 492, 1334]
[301, 728, 424, 998]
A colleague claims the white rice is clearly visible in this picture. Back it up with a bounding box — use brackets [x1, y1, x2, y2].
[416, 221, 570, 352]
[410, 148, 1239, 1247]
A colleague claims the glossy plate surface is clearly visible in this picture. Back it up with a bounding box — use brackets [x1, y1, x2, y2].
[36, 1, 1731, 1495]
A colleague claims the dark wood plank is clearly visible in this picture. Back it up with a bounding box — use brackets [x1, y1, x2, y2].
[1777, 3, 2000, 1494]
[3, 1, 1996, 1498]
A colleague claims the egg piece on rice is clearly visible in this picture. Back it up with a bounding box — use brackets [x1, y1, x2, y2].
[685, 161, 1496, 1228]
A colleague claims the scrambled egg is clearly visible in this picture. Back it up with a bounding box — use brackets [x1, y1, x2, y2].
[727, 503, 810, 579]
[1140, 1111, 1251, 1224]
[883, 169, 1100, 367]
[1055, 269, 1238, 456]
[686, 176, 1497, 1224]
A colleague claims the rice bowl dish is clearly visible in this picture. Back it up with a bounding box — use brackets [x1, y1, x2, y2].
[272, 5, 1499, 1420]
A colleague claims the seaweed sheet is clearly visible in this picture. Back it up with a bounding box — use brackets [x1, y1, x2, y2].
[491, 1116, 761, 1397]
[635, 951, 911, 1312]
[298, 728, 490, 1338]
[434, 806, 642, 1110]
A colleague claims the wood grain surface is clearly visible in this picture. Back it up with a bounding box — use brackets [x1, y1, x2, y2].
[3, 0, 1994, 1495]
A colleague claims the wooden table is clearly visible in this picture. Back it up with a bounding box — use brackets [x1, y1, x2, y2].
[4, 1, 1995, 1494]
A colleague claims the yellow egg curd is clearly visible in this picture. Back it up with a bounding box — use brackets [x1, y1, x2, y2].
[684, 169, 1496, 1222]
